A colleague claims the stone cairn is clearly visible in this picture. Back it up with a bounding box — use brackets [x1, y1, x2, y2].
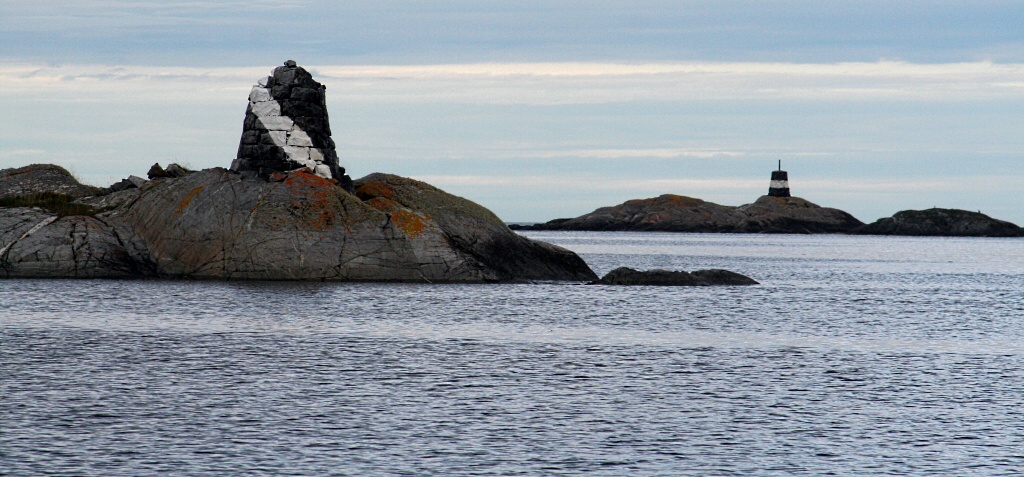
[768, 160, 790, 197]
[231, 60, 353, 191]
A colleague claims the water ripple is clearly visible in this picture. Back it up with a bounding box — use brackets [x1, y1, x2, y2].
[2, 233, 1023, 476]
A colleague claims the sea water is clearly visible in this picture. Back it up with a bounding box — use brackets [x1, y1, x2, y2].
[2, 232, 1022, 476]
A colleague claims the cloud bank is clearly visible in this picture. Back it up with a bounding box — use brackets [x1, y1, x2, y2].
[4, 61, 1024, 105]
[1, 60, 1022, 223]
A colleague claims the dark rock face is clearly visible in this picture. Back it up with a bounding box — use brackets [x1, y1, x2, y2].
[521, 194, 863, 234]
[0, 164, 102, 199]
[108, 178, 138, 193]
[853, 208, 1023, 237]
[230, 61, 353, 191]
[591, 267, 758, 286]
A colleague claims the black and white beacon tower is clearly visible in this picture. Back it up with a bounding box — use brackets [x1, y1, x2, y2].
[768, 161, 790, 197]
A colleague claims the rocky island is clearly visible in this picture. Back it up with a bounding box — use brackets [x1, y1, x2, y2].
[515, 165, 862, 234]
[514, 164, 1023, 237]
[515, 194, 864, 234]
[0, 62, 596, 282]
[852, 208, 1023, 237]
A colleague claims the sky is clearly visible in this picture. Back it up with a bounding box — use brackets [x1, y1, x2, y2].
[1, 1, 1022, 223]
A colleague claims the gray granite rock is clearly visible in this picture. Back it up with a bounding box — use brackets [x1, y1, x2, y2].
[107, 178, 137, 193]
[354, 173, 597, 282]
[127, 176, 148, 188]
[2, 166, 597, 281]
[0, 207, 153, 278]
[76, 188, 141, 211]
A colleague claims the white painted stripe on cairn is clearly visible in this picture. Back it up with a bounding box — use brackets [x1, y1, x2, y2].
[770, 180, 789, 189]
[248, 85, 330, 179]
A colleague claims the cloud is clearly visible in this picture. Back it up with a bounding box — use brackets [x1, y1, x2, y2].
[318, 60, 1024, 104]
[0, 149, 46, 160]
[5, 1, 1024, 66]
[410, 174, 1022, 196]
[3, 60, 1024, 106]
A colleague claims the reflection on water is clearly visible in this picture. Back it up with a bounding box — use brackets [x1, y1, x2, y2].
[2, 233, 1023, 475]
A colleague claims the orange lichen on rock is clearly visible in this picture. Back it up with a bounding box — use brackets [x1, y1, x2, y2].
[359, 191, 433, 238]
[283, 170, 338, 231]
[176, 186, 204, 215]
[365, 197, 403, 214]
[355, 181, 396, 201]
[619, 195, 703, 211]
[664, 195, 705, 207]
[391, 209, 431, 238]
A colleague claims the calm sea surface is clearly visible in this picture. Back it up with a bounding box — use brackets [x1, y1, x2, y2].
[2, 232, 1023, 476]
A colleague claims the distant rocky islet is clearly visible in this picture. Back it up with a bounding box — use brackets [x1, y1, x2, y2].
[515, 194, 864, 234]
[513, 166, 1023, 237]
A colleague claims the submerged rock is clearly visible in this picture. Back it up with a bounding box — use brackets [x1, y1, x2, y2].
[520, 194, 862, 234]
[591, 267, 759, 286]
[852, 208, 1023, 237]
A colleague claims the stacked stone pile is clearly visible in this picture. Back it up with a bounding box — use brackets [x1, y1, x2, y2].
[231, 60, 353, 191]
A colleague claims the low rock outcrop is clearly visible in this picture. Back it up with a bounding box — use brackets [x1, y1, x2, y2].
[852, 208, 1023, 237]
[590, 267, 759, 286]
[0, 164, 102, 199]
[517, 194, 863, 234]
[0, 166, 596, 281]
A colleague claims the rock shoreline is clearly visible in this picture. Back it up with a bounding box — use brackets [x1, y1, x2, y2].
[0, 164, 596, 282]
